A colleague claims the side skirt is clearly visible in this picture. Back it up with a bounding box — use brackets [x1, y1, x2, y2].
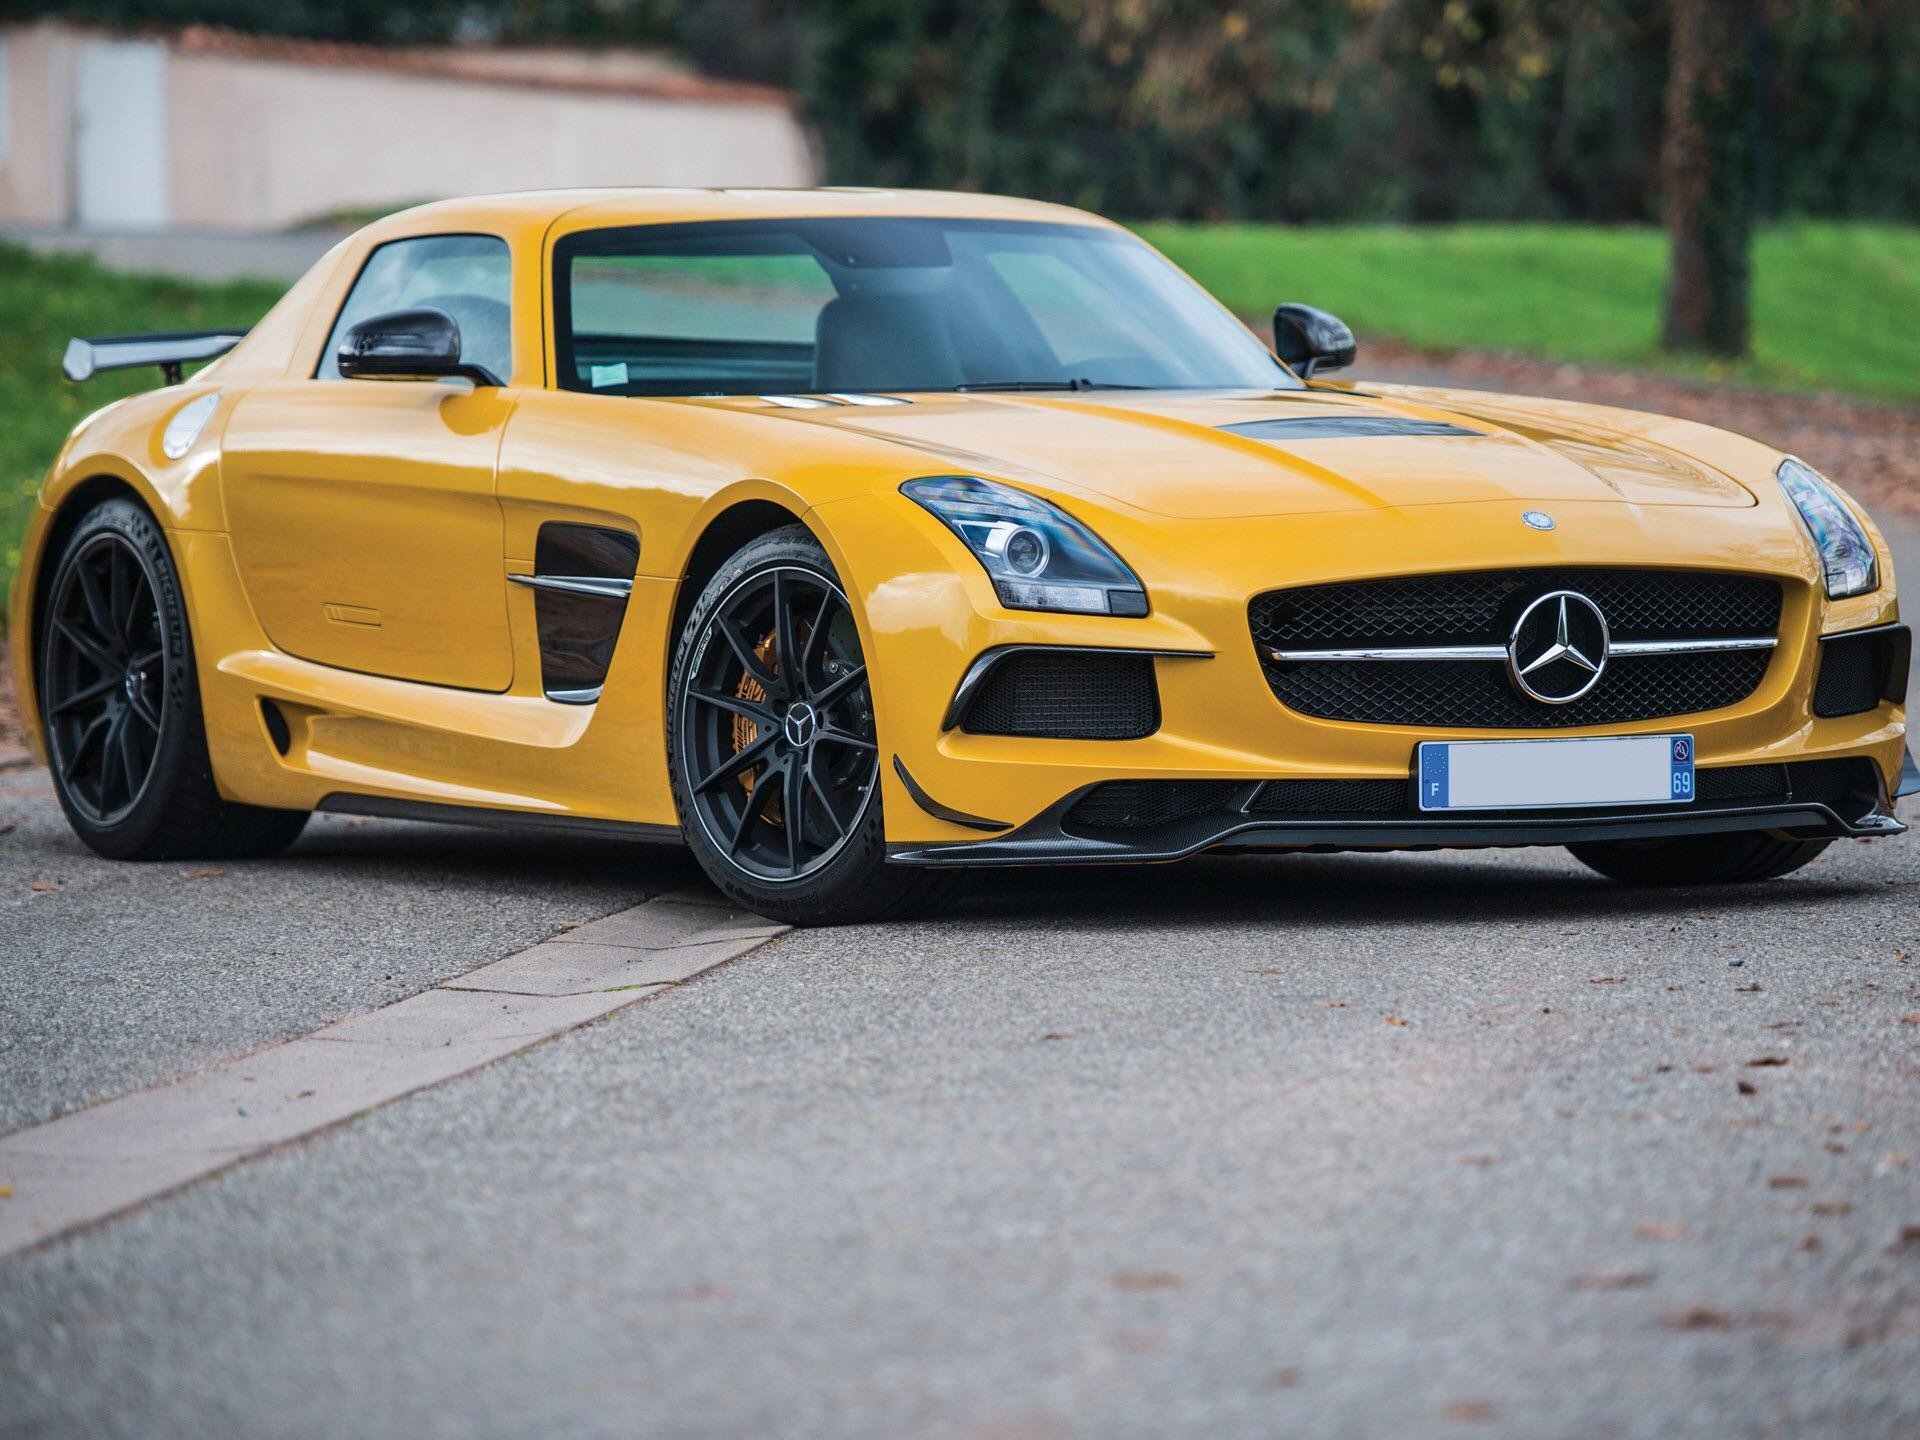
[316, 792, 682, 844]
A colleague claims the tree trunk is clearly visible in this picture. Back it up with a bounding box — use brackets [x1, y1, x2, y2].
[1661, 0, 1756, 358]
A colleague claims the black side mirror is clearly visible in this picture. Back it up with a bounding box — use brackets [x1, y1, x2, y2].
[1273, 303, 1356, 381]
[337, 306, 501, 386]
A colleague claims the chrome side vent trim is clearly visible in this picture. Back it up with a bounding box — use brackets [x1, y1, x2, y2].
[513, 523, 641, 704]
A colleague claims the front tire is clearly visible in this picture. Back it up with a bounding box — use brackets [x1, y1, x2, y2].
[38, 498, 308, 861]
[666, 526, 948, 925]
[1567, 832, 1832, 886]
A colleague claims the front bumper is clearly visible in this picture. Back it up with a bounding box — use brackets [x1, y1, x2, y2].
[814, 492, 1909, 853]
[890, 753, 1912, 866]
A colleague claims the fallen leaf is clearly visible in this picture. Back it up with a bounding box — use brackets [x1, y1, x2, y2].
[1383, 1015, 1410, 1027]
[1733, 983, 1763, 993]
[1736, 1080, 1758, 1096]
[1322, 1000, 1348, 1009]
[1112, 1270, 1181, 1292]
[1662, 1306, 1736, 1331]
[1799, 1235, 1822, 1253]
[1637, 1222, 1687, 1241]
[29, 881, 59, 892]
[1894, 1225, 1920, 1253]
[183, 867, 224, 880]
[1589, 976, 1625, 985]
[1745, 1056, 1790, 1067]
[1442, 1399, 1496, 1423]
[1572, 1271, 1654, 1290]
[1899, 1014, 1920, 1026]
[1825, 1142, 1848, 1155]
[0, 1183, 12, 1200]
[1809, 1199, 1851, 1216]
[1460, 1153, 1499, 1167]
[292, 1089, 316, 1101]
[1769, 1174, 1810, 1190]
[1691, 1064, 1718, 1074]
[1041, 1032, 1068, 1042]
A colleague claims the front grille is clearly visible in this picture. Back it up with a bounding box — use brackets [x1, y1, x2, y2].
[1250, 568, 1782, 728]
[960, 650, 1159, 740]
[1251, 569, 1782, 649]
[1813, 626, 1910, 718]
[1062, 760, 1875, 834]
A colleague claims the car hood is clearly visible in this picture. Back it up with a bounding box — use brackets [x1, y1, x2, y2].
[762, 387, 1760, 519]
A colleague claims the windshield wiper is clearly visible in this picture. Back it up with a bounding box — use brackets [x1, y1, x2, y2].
[953, 378, 1148, 393]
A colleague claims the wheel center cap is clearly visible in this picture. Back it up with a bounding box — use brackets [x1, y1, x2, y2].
[782, 702, 819, 749]
[123, 671, 142, 702]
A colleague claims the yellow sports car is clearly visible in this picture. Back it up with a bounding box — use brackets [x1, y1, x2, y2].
[10, 189, 1914, 923]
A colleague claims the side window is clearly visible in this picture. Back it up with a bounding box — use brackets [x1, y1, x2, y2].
[318, 234, 512, 381]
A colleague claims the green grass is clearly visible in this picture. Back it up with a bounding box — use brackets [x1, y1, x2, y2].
[1138, 219, 1920, 402]
[4, 223, 1917, 604]
[0, 244, 284, 609]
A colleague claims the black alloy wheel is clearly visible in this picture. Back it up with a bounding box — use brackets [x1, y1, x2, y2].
[39, 498, 308, 861]
[42, 528, 168, 825]
[679, 563, 880, 883]
[667, 526, 951, 925]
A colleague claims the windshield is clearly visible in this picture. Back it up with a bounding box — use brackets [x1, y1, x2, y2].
[554, 218, 1297, 396]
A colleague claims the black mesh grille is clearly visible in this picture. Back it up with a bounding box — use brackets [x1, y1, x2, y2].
[1250, 778, 1407, 815]
[961, 650, 1159, 740]
[1062, 760, 1872, 833]
[1065, 780, 1243, 829]
[1250, 569, 1782, 649]
[1814, 627, 1909, 718]
[1264, 649, 1773, 729]
[1249, 568, 1782, 728]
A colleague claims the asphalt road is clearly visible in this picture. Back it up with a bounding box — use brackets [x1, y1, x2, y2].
[0, 517, 1914, 1438]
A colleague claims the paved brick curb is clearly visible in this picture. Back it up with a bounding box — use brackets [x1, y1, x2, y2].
[0, 888, 788, 1260]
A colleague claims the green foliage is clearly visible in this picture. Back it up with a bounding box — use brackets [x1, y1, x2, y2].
[0, 244, 282, 608]
[13, 1, 1917, 224]
[1142, 218, 1920, 398]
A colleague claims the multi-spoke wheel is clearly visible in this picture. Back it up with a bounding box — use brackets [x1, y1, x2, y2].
[668, 526, 950, 925]
[38, 499, 308, 860]
[43, 528, 168, 825]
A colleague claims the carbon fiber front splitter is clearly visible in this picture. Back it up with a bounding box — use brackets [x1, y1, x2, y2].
[888, 756, 1911, 869]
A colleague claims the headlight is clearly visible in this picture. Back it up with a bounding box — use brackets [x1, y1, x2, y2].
[1777, 457, 1878, 599]
[902, 475, 1149, 616]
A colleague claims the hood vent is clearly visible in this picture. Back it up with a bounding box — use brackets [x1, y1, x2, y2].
[1221, 416, 1483, 441]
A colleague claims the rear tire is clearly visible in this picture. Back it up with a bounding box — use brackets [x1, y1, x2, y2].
[38, 498, 308, 861]
[1567, 832, 1832, 886]
[666, 525, 951, 925]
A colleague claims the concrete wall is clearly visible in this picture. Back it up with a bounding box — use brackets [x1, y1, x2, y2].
[0, 25, 77, 226]
[0, 22, 815, 232]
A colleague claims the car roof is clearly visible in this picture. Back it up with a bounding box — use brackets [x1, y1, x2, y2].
[361, 187, 1117, 244]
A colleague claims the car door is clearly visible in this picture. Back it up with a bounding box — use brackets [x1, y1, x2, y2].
[221, 233, 518, 692]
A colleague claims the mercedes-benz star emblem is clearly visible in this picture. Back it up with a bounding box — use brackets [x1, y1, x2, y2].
[1507, 590, 1609, 705]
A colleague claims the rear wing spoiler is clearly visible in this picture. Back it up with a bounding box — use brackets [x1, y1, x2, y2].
[62, 330, 247, 386]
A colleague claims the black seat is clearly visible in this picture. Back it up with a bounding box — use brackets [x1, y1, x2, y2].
[813, 292, 965, 393]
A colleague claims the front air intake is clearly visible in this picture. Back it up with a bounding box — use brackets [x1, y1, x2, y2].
[958, 650, 1160, 740]
[1813, 625, 1910, 718]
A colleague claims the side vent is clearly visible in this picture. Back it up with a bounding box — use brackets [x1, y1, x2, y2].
[260, 698, 292, 756]
[510, 524, 641, 704]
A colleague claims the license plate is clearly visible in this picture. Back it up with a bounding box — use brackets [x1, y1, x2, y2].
[1417, 734, 1694, 812]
